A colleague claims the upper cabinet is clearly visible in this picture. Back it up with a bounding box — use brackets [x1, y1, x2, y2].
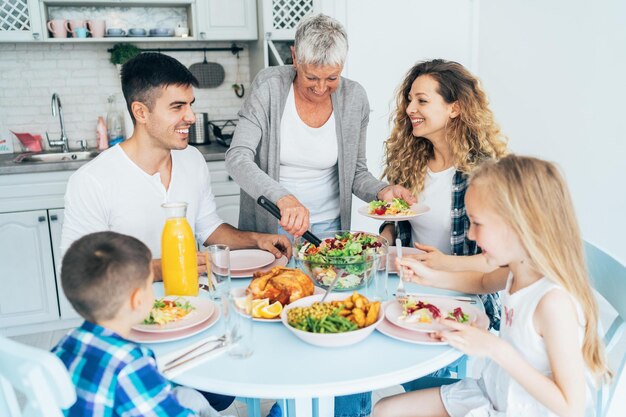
[196, 0, 258, 41]
[0, 0, 258, 43]
[0, 0, 44, 41]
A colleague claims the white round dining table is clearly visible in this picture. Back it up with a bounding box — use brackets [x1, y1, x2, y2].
[149, 276, 478, 417]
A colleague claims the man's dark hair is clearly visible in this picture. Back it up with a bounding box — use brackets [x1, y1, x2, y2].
[61, 231, 152, 323]
[120, 52, 198, 123]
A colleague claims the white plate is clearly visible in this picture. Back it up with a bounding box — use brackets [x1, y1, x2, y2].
[357, 203, 430, 221]
[281, 293, 384, 347]
[231, 255, 288, 278]
[388, 246, 425, 274]
[384, 297, 482, 333]
[230, 249, 276, 272]
[232, 286, 325, 322]
[132, 296, 215, 333]
[128, 308, 220, 344]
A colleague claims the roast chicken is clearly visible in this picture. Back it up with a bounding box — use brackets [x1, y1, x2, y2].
[246, 267, 314, 305]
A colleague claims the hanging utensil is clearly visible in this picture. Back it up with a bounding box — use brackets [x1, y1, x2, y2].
[232, 51, 245, 98]
[189, 49, 225, 89]
[256, 196, 322, 246]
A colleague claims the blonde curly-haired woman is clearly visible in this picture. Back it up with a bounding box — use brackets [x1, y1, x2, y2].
[380, 59, 508, 330]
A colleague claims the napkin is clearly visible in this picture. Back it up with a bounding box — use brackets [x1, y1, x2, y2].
[156, 335, 230, 379]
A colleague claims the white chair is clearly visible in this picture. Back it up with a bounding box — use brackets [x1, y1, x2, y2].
[584, 241, 626, 417]
[0, 336, 76, 417]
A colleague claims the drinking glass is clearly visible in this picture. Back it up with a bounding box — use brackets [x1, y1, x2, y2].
[366, 249, 389, 302]
[227, 290, 254, 358]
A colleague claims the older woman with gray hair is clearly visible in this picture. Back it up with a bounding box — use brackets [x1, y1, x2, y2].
[226, 13, 413, 239]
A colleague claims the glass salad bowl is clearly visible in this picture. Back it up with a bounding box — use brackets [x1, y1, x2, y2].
[294, 230, 388, 291]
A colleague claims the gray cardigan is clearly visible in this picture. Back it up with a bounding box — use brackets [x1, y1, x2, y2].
[225, 66, 387, 234]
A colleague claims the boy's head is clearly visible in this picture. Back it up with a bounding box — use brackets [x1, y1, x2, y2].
[120, 52, 198, 124]
[61, 231, 152, 323]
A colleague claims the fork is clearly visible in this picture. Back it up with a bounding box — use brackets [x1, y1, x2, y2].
[162, 334, 226, 369]
[395, 238, 407, 301]
[162, 338, 229, 374]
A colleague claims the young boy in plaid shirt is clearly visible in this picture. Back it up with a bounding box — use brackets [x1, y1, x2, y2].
[52, 231, 232, 417]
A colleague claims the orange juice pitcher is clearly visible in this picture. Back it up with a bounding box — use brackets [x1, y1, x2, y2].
[161, 202, 198, 296]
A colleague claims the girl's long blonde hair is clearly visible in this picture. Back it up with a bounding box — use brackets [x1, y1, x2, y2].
[383, 59, 508, 194]
[470, 155, 611, 380]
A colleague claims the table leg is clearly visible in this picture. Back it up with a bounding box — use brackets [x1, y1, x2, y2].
[293, 397, 313, 417]
[317, 396, 334, 417]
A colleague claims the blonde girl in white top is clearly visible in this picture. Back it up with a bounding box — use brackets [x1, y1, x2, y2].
[373, 155, 611, 417]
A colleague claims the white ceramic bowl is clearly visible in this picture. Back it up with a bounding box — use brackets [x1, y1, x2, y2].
[280, 293, 384, 347]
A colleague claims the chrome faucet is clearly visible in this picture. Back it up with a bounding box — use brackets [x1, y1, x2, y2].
[46, 93, 69, 153]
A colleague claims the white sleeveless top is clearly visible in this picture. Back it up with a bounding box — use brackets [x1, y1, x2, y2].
[408, 166, 455, 253]
[279, 85, 340, 223]
[480, 275, 595, 416]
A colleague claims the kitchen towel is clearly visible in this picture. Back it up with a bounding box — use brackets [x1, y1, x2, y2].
[11, 131, 42, 152]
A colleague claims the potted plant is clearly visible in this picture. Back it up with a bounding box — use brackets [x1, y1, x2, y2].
[109, 43, 141, 67]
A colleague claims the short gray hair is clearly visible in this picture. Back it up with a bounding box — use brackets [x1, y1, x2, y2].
[294, 13, 348, 67]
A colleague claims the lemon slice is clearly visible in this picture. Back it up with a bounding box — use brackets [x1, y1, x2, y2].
[259, 301, 283, 319]
[251, 298, 270, 318]
[233, 296, 250, 312]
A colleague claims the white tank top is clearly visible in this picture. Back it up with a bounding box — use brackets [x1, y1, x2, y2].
[480, 275, 595, 416]
[279, 85, 340, 223]
[408, 166, 455, 253]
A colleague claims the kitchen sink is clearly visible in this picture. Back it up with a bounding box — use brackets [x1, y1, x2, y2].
[13, 151, 99, 164]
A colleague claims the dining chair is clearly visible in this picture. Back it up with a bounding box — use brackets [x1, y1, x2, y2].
[0, 336, 76, 417]
[584, 241, 626, 417]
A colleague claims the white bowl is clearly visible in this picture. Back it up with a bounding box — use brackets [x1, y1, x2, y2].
[280, 293, 384, 348]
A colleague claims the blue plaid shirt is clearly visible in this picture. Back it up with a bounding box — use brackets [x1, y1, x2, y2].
[382, 170, 501, 330]
[52, 321, 194, 417]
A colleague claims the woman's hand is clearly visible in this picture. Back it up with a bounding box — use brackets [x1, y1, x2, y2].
[435, 318, 502, 358]
[413, 243, 452, 270]
[377, 185, 417, 204]
[276, 195, 310, 237]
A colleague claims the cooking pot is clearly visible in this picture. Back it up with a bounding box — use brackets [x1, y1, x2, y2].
[189, 113, 210, 144]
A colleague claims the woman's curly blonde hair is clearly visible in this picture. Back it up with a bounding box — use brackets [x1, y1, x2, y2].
[383, 59, 508, 194]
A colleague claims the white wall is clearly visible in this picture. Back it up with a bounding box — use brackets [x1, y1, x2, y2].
[342, 0, 626, 264]
[0, 42, 250, 151]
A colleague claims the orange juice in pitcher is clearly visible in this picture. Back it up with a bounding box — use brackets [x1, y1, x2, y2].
[161, 202, 198, 296]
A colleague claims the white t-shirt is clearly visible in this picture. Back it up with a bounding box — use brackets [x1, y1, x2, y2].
[60, 145, 223, 258]
[279, 85, 340, 224]
[408, 166, 455, 254]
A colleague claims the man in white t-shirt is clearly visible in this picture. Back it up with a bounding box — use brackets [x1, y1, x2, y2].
[61, 52, 291, 281]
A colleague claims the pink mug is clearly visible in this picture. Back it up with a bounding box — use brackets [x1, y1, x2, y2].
[87, 19, 105, 38]
[47, 19, 67, 38]
[65, 19, 86, 37]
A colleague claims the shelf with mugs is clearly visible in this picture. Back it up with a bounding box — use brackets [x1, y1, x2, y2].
[40, 0, 196, 42]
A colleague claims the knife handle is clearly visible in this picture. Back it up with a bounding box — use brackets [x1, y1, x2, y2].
[257, 196, 322, 246]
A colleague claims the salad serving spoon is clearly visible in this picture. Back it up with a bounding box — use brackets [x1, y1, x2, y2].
[257, 196, 322, 246]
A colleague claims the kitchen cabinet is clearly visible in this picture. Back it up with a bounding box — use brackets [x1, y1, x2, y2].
[0, 0, 44, 41]
[0, 210, 60, 328]
[196, 0, 258, 41]
[207, 160, 240, 227]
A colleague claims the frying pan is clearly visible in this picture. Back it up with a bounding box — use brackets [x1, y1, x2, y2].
[189, 50, 225, 88]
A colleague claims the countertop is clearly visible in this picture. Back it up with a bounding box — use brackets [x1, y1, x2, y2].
[0, 142, 229, 175]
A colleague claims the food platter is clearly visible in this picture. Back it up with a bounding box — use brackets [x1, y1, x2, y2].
[358, 203, 430, 221]
[231, 286, 325, 322]
[131, 296, 214, 333]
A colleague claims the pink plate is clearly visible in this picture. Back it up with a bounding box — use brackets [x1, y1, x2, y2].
[388, 246, 424, 274]
[128, 307, 220, 344]
[377, 300, 489, 343]
[231, 255, 289, 278]
[230, 249, 276, 272]
[357, 203, 430, 221]
[385, 296, 486, 333]
[132, 296, 215, 333]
